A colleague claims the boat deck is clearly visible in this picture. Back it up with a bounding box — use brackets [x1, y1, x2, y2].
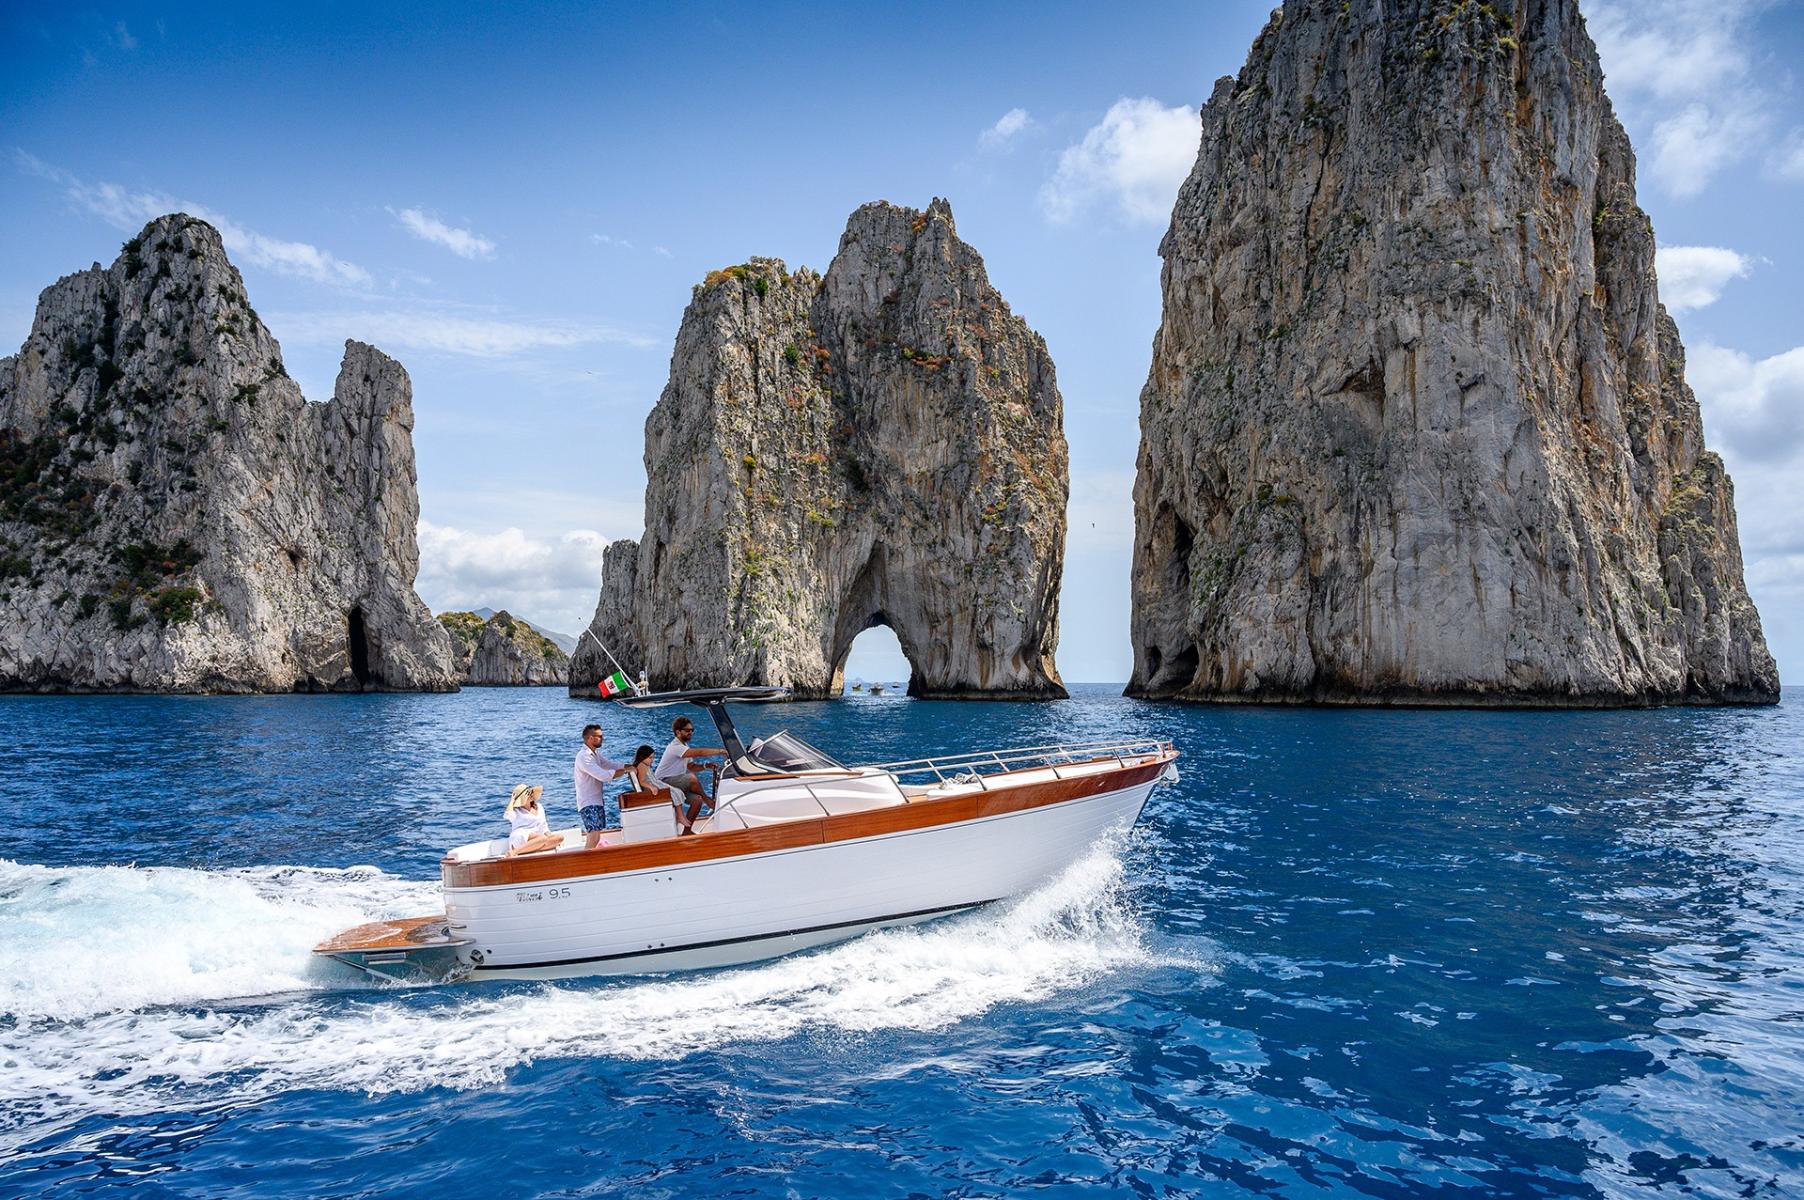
[436, 741, 1176, 888]
[448, 744, 1171, 863]
[314, 915, 454, 954]
[312, 915, 472, 977]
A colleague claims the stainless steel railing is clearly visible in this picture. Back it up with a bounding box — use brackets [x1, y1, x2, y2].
[704, 737, 1174, 825]
[871, 737, 1173, 787]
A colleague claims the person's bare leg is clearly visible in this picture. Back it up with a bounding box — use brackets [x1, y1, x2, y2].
[584, 830, 601, 850]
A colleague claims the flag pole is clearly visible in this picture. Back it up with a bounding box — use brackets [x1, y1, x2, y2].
[582, 627, 645, 695]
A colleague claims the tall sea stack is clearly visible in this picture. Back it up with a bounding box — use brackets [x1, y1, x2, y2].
[572, 199, 1068, 699]
[0, 215, 457, 692]
[1128, 0, 1778, 705]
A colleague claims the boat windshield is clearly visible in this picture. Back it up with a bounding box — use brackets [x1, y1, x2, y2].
[743, 730, 844, 773]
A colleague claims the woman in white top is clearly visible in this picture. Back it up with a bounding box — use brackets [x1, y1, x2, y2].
[504, 784, 562, 857]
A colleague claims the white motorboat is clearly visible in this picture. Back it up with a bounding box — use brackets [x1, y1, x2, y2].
[316, 687, 1178, 982]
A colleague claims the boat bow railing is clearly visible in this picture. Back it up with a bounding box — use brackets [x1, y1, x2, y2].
[704, 737, 1175, 826]
[871, 737, 1174, 789]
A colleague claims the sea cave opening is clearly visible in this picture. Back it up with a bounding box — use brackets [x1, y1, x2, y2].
[1157, 504, 1195, 599]
[347, 606, 372, 686]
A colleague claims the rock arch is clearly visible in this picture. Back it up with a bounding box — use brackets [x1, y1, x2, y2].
[829, 618, 915, 695]
[572, 199, 1067, 700]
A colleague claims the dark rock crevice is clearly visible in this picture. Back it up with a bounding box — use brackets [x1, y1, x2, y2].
[347, 606, 371, 685]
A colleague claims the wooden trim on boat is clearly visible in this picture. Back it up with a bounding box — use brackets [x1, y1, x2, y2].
[314, 914, 454, 954]
[619, 789, 675, 810]
[442, 752, 1173, 890]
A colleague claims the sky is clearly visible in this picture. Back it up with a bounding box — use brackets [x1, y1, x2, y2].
[3, 0, 1801, 687]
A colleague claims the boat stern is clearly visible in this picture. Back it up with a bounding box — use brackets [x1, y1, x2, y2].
[313, 914, 473, 983]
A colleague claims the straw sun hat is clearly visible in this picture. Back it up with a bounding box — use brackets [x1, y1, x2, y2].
[506, 783, 544, 812]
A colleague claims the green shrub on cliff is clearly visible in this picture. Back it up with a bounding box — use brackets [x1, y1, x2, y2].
[437, 610, 485, 653]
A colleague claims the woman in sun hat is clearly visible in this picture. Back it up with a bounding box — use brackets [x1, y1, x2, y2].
[503, 783, 562, 857]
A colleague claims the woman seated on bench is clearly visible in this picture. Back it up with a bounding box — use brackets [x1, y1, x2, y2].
[504, 784, 562, 856]
[626, 744, 692, 835]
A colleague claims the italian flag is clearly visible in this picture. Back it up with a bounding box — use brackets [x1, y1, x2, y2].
[598, 671, 632, 698]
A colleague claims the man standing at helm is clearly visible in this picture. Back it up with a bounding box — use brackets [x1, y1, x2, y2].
[574, 723, 628, 850]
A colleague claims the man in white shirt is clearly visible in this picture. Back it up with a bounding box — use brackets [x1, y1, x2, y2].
[574, 723, 629, 849]
[657, 715, 724, 833]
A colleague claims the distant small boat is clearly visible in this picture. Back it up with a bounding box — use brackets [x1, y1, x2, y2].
[869, 683, 884, 695]
[316, 686, 1177, 982]
[851, 681, 865, 693]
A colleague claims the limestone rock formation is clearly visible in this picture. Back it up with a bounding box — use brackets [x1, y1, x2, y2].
[572, 199, 1067, 699]
[440, 609, 569, 685]
[0, 214, 457, 692]
[1128, 0, 1778, 705]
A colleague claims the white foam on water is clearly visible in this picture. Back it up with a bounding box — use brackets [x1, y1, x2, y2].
[0, 836, 1186, 1145]
[0, 859, 435, 1020]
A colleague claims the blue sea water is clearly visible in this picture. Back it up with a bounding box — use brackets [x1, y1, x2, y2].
[1, 685, 1801, 1198]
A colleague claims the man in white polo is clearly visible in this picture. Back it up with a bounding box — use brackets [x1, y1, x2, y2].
[657, 715, 724, 834]
[574, 723, 628, 850]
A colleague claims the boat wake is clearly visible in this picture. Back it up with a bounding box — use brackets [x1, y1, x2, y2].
[0, 835, 1187, 1145]
[0, 859, 434, 1021]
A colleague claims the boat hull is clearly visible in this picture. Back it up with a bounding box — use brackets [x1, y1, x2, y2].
[448, 772, 1159, 980]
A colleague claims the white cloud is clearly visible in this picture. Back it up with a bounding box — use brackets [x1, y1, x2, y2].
[592, 233, 671, 257]
[1588, 1, 1755, 100]
[1772, 128, 1804, 182]
[416, 520, 610, 634]
[15, 152, 371, 287]
[268, 309, 655, 357]
[979, 107, 1032, 149]
[390, 207, 495, 260]
[1689, 341, 1804, 467]
[1699, 420, 1804, 670]
[1589, 1, 1772, 197]
[112, 22, 137, 51]
[1040, 97, 1198, 225]
[1649, 103, 1767, 198]
[1656, 245, 1753, 311]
